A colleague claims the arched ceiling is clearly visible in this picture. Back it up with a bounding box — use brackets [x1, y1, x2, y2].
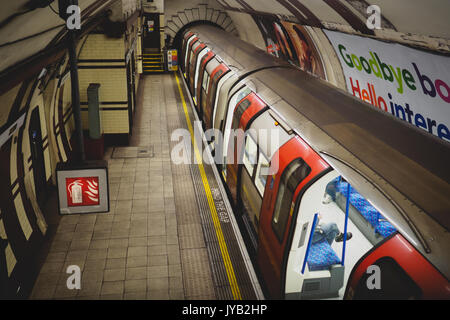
[216, 0, 450, 52]
[0, 0, 131, 75]
[0, 1, 449, 81]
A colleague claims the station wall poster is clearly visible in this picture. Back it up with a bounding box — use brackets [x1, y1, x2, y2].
[324, 30, 450, 142]
[252, 16, 326, 80]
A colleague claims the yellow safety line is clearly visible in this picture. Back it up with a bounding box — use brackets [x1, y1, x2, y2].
[175, 72, 242, 300]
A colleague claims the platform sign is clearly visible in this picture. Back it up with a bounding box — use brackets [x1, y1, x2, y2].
[167, 49, 178, 72]
[56, 160, 109, 215]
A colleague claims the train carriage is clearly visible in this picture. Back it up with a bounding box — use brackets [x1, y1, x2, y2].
[180, 26, 450, 300]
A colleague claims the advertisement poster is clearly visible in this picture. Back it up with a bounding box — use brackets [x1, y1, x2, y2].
[324, 30, 450, 142]
[280, 22, 326, 79]
[252, 16, 326, 79]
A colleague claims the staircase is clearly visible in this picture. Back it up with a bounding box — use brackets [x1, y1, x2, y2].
[142, 52, 164, 73]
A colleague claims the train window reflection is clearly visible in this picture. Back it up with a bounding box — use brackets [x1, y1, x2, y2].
[202, 70, 209, 91]
[255, 152, 270, 196]
[208, 69, 224, 106]
[243, 136, 258, 177]
[236, 87, 252, 104]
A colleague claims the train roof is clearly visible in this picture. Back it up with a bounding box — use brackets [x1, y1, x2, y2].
[187, 25, 292, 76]
[186, 25, 450, 279]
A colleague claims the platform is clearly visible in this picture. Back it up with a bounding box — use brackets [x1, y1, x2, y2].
[29, 73, 262, 300]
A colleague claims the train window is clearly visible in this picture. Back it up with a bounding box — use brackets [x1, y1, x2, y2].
[208, 69, 224, 106]
[232, 98, 251, 130]
[243, 136, 258, 177]
[195, 48, 210, 94]
[184, 37, 197, 70]
[255, 152, 270, 196]
[352, 257, 422, 299]
[236, 87, 252, 104]
[202, 70, 210, 91]
[272, 158, 311, 242]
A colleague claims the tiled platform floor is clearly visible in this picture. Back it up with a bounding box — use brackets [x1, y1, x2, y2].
[30, 74, 218, 300]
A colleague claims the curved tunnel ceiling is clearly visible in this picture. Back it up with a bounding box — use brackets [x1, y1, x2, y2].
[217, 0, 450, 49]
[0, 0, 449, 77]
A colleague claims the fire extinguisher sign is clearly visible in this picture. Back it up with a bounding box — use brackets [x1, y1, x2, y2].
[66, 177, 100, 207]
[56, 161, 109, 215]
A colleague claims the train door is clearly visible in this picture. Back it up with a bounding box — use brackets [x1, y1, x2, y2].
[183, 36, 198, 77]
[188, 43, 206, 92]
[192, 48, 210, 105]
[238, 110, 294, 246]
[181, 32, 194, 74]
[283, 169, 410, 299]
[203, 64, 230, 129]
[211, 71, 237, 131]
[224, 93, 263, 204]
[257, 136, 327, 299]
[195, 51, 215, 117]
[220, 85, 252, 178]
[199, 58, 220, 123]
[29, 107, 47, 210]
[186, 41, 201, 88]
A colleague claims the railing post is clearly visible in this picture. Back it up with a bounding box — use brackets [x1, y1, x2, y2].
[341, 183, 351, 266]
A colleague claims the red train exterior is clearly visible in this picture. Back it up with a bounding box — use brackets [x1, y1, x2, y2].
[179, 28, 450, 300]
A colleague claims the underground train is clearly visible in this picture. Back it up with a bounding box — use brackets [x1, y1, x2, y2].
[179, 25, 450, 300]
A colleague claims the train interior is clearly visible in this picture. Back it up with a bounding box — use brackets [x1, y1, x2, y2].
[286, 171, 398, 299]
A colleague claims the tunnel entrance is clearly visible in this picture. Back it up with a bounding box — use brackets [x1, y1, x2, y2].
[171, 21, 223, 51]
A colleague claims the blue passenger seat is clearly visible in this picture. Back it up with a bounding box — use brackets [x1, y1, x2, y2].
[333, 178, 396, 238]
[359, 205, 379, 227]
[375, 220, 397, 238]
[307, 239, 341, 271]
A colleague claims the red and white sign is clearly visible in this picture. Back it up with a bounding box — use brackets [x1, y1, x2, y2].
[66, 177, 100, 207]
[56, 161, 109, 215]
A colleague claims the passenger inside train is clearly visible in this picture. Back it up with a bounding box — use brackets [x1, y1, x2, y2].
[299, 175, 398, 299]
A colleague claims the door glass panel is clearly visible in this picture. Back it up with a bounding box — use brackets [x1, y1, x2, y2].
[243, 136, 258, 177]
[195, 48, 209, 94]
[202, 70, 209, 91]
[222, 86, 252, 178]
[185, 37, 196, 68]
[255, 152, 270, 196]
